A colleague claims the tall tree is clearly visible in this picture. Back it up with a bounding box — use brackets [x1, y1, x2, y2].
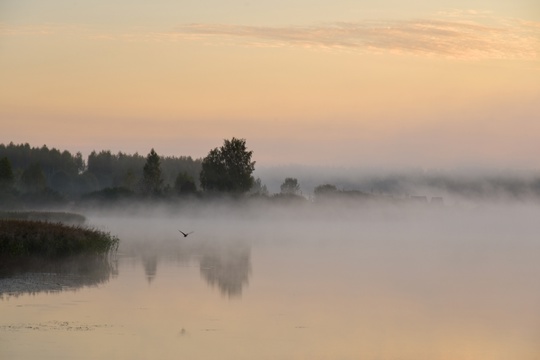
[175, 171, 197, 195]
[200, 138, 255, 193]
[87, 150, 115, 188]
[0, 157, 14, 191]
[121, 169, 137, 191]
[21, 163, 47, 192]
[142, 149, 163, 195]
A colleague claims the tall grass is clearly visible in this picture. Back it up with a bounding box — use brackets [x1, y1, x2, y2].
[0, 219, 119, 258]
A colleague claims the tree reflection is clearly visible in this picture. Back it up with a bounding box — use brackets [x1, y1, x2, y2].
[0, 255, 118, 298]
[199, 242, 251, 298]
[142, 255, 158, 284]
[127, 235, 253, 297]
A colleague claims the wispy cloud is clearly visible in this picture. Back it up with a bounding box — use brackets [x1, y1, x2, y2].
[162, 16, 539, 60]
[2, 12, 539, 60]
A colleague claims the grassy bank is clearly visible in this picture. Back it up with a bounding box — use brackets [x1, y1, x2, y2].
[0, 219, 119, 258]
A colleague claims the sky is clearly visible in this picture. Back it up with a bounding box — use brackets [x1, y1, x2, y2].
[1, 0, 539, 169]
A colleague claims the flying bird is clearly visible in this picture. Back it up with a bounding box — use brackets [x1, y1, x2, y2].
[178, 230, 194, 237]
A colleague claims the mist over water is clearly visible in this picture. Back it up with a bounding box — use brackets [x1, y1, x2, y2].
[2, 199, 540, 359]
[256, 166, 540, 204]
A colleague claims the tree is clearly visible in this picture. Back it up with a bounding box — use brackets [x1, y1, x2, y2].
[0, 143, 81, 186]
[21, 163, 47, 192]
[87, 150, 115, 188]
[142, 149, 163, 195]
[50, 171, 72, 194]
[74, 151, 86, 173]
[200, 138, 255, 193]
[76, 171, 99, 194]
[249, 177, 269, 196]
[121, 169, 137, 191]
[280, 177, 300, 195]
[175, 171, 197, 195]
[314, 184, 338, 196]
[0, 157, 14, 191]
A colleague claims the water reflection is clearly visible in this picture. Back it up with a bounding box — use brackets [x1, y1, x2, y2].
[0, 255, 118, 298]
[142, 255, 158, 284]
[199, 242, 251, 297]
[86, 215, 254, 297]
[125, 236, 252, 297]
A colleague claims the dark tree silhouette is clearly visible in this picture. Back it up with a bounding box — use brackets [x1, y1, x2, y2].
[175, 171, 197, 195]
[280, 177, 300, 195]
[50, 171, 72, 194]
[87, 150, 115, 188]
[200, 138, 255, 193]
[249, 177, 269, 196]
[0, 143, 82, 191]
[314, 184, 338, 196]
[0, 157, 14, 191]
[86, 149, 200, 192]
[121, 169, 137, 191]
[142, 149, 164, 196]
[0, 142, 201, 197]
[21, 163, 47, 192]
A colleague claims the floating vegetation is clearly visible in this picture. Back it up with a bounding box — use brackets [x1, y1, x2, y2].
[0, 320, 115, 332]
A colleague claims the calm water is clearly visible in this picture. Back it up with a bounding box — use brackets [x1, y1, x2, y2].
[2, 204, 540, 359]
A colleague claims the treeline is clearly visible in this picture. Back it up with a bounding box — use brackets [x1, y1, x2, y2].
[4, 140, 538, 209]
[85, 149, 200, 192]
[0, 142, 201, 207]
[0, 139, 308, 209]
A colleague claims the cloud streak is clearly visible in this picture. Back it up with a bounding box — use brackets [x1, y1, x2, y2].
[2, 13, 538, 60]
[163, 15, 539, 60]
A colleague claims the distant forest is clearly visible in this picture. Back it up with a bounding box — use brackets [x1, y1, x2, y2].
[2, 142, 540, 209]
[0, 142, 201, 204]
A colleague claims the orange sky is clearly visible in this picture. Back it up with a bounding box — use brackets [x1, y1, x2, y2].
[1, 1, 539, 168]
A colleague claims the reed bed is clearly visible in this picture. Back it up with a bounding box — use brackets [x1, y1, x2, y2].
[0, 219, 119, 258]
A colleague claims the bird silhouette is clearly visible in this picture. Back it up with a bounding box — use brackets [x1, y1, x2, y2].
[178, 230, 194, 237]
